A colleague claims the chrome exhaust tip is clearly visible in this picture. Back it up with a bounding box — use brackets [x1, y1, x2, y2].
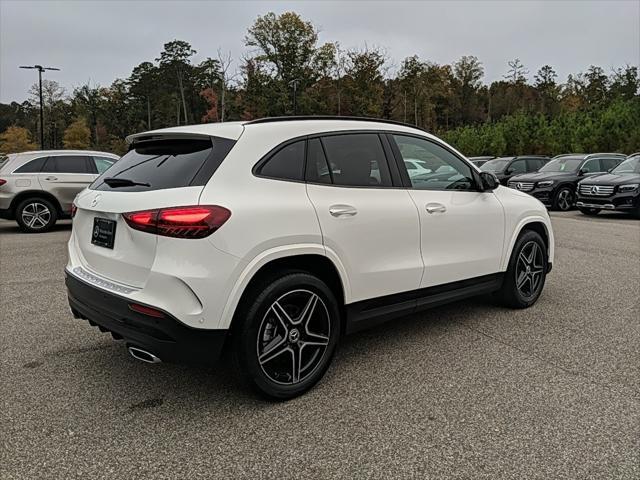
[128, 346, 161, 364]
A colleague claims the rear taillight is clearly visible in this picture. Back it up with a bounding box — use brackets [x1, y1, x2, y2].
[0, 178, 6, 186]
[70, 202, 77, 218]
[122, 205, 231, 239]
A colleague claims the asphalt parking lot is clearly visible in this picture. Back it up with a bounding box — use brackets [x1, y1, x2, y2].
[1, 212, 639, 479]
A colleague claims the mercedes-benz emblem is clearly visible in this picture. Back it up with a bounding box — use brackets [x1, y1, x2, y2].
[93, 225, 100, 238]
[90, 194, 101, 207]
[516, 183, 523, 190]
[590, 186, 599, 195]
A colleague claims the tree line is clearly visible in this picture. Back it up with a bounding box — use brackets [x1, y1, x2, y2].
[1, 11, 638, 156]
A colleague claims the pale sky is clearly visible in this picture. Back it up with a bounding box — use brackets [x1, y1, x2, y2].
[1, 0, 638, 103]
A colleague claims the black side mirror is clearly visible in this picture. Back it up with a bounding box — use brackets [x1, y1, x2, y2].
[479, 171, 499, 191]
[578, 168, 586, 176]
[505, 168, 514, 175]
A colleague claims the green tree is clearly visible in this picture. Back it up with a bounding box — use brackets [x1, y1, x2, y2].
[157, 40, 197, 124]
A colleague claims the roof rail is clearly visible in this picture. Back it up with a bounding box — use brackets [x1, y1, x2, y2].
[585, 152, 626, 159]
[245, 115, 428, 132]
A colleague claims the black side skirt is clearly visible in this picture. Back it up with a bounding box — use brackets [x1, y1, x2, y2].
[345, 273, 504, 334]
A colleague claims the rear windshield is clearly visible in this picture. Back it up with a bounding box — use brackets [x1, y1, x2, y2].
[91, 137, 234, 192]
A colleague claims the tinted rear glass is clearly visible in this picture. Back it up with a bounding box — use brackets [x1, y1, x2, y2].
[42, 155, 92, 173]
[92, 138, 224, 192]
[14, 156, 47, 173]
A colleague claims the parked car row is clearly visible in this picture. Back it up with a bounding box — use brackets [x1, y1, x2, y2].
[470, 152, 638, 217]
[0, 150, 119, 232]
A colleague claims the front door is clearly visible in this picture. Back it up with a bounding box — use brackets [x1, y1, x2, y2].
[389, 134, 505, 288]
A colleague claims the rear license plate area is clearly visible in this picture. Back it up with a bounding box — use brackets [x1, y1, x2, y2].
[91, 217, 116, 249]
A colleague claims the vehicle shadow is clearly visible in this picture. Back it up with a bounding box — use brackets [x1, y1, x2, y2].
[77, 295, 496, 410]
[0, 220, 72, 234]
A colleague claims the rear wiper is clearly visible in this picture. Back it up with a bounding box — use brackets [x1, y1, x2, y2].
[103, 177, 151, 188]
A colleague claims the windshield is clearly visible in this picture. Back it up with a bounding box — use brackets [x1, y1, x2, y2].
[481, 159, 510, 172]
[539, 157, 583, 173]
[611, 156, 640, 174]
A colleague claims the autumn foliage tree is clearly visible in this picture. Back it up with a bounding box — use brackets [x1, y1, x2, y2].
[0, 126, 37, 154]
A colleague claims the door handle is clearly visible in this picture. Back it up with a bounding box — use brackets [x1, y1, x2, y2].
[329, 205, 358, 217]
[44, 176, 58, 181]
[426, 203, 447, 214]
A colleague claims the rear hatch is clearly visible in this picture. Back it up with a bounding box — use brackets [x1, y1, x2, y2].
[72, 136, 235, 288]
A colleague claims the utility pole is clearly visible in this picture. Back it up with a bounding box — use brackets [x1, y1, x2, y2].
[289, 79, 300, 115]
[19, 65, 60, 149]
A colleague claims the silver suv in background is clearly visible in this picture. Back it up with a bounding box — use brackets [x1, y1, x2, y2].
[0, 150, 119, 232]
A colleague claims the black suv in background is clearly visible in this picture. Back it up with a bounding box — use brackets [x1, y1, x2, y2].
[576, 154, 640, 217]
[480, 156, 549, 185]
[508, 153, 626, 211]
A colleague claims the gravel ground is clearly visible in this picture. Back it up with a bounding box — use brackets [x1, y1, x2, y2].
[1, 211, 639, 479]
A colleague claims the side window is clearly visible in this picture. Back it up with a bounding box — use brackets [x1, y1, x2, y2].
[42, 156, 92, 174]
[600, 158, 618, 171]
[581, 158, 600, 173]
[258, 141, 305, 181]
[392, 134, 475, 191]
[14, 157, 47, 173]
[405, 161, 416, 170]
[320, 133, 391, 187]
[93, 157, 115, 174]
[527, 159, 543, 171]
[509, 159, 527, 174]
[305, 138, 332, 184]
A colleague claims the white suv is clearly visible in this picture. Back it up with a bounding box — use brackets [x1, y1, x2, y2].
[66, 117, 554, 399]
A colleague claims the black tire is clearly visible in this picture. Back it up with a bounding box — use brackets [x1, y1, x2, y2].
[15, 197, 58, 233]
[497, 230, 548, 309]
[232, 271, 341, 400]
[578, 207, 600, 216]
[552, 186, 574, 211]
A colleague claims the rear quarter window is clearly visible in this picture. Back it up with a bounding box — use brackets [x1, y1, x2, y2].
[92, 137, 235, 192]
[14, 156, 47, 173]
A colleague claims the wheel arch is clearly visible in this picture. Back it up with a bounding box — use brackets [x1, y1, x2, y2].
[10, 190, 64, 217]
[502, 217, 554, 271]
[220, 247, 350, 331]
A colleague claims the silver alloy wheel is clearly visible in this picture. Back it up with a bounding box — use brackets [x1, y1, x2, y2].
[557, 189, 572, 211]
[256, 289, 331, 385]
[21, 202, 51, 230]
[516, 241, 544, 298]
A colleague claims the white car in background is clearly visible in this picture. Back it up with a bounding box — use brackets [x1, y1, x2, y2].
[66, 117, 554, 399]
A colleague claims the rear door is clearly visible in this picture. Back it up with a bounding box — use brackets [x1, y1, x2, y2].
[73, 137, 233, 287]
[389, 134, 504, 288]
[39, 155, 94, 212]
[305, 133, 423, 302]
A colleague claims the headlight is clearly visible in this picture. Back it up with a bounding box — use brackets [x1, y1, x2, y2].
[537, 180, 554, 187]
[618, 184, 639, 192]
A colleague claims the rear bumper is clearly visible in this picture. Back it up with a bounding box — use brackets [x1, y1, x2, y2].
[65, 271, 228, 365]
[0, 208, 12, 220]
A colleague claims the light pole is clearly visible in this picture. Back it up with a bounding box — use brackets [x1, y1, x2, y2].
[289, 79, 300, 115]
[19, 65, 60, 149]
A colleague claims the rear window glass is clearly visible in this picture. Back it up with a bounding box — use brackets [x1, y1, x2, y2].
[14, 156, 47, 173]
[91, 138, 225, 192]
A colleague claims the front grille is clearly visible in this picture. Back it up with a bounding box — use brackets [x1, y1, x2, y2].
[579, 184, 615, 196]
[508, 181, 535, 192]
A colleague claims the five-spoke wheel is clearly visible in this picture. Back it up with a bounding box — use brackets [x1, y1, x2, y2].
[234, 271, 340, 400]
[16, 198, 57, 233]
[553, 187, 574, 211]
[497, 229, 547, 308]
[257, 290, 331, 385]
